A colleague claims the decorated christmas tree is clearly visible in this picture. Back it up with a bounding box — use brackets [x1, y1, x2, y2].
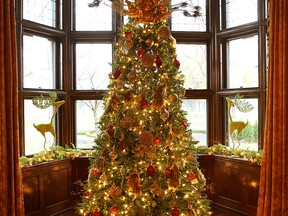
[77, 0, 211, 215]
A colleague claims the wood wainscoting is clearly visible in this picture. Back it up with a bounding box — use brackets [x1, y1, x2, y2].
[22, 155, 260, 216]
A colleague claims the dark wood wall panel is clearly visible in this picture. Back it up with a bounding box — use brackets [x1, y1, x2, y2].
[22, 158, 72, 216]
[23, 155, 260, 216]
[213, 156, 260, 216]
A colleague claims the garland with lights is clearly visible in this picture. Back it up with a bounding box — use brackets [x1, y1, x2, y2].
[19, 144, 262, 168]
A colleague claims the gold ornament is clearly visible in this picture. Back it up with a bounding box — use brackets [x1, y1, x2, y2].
[158, 26, 171, 40]
[167, 165, 180, 188]
[138, 131, 153, 146]
[141, 53, 155, 67]
[124, 0, 171, 24]
[135, 143, 157, 159]
[128, 71, 137, 82]
[145, 38, 155, 47]
[171, 125, 186, 137]
[152, 85, 165, 110]
[169, 37, 176, 48]
[127, 170, 142, 198]
[109, 146, 118, 160]
[120, 116, 135, 130]
[150, 181, 165, 197]
[107, 182, 122, 199]
[179, 88, 186, 97]
[160, 108, 170, 121]
[168, 93, 178, 103]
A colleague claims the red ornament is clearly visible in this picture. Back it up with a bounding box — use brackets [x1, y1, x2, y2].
[137, 48, 145, 57]
[155, 56, 163, 68]
[93, 210, 103, 216]
[153, 136, 161, 145]
[181, 120, 187, 129]
[125, 32, 132, 40]
[90, 169, 102, 178]
[174, 58, 180, 69]
[119, 140, 125, 152]
[140, 98, 148, 110]
[113, 69, 121, 79]
[164, 168, 172, 176]
[147, 164, 156, 176]
[109, 206, 119, 216]
[171, 207, 180, 216]
[187, 172, 195, 181]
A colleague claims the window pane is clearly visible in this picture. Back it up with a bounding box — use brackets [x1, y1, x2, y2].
[171, 0, 206, 31]
[227, 98, 258, 151]
[76, 43, 112, 90]
[76, 100, 104, 149]
[23, 0, 59, 27]
[182, 99, 207, 146]
[227, 35, 258, 88]
[226, 0, 257, 28]
[24, 100, 55, 155]
[75, 0, 112, 31]
[176, 44, 207, 89]
[23, 34, 57, 89]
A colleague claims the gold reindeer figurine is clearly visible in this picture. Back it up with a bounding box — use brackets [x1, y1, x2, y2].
[225, 97, 248, 149]
[33, 100, 65, 151]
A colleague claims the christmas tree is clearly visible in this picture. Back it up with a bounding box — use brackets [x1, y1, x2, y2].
[77, 0, 211, 215]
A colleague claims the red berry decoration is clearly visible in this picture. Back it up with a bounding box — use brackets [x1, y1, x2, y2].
[137, 48, 145, 57]
[155, 56, 163, 68]
[153, 136, 161, 145]
[113, 69, 121, 79]
[109, 206, 119, 216]
[140, 98, 148, 110]
[174, 58, 180, 69]
[181, 120, 187, 129]
[171, 207, 180, 216]
[164, 168, 172, 176]
[147, 164, 156, 176]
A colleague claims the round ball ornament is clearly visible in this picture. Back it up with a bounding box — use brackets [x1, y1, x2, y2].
[109, 206, 119, 216]
[155, 56, 163, 68]
[168, 93, 178, 103]
[128, 71, 137, 82]
[90, 168, 102, 178]
[107, 124, 115, 136]
[187, 171, 196, 181]
[140, 98, 149, 110]
[125, 32, 133, 40]
[158, 26, 171, 40]
[125, 40, 133, 49]
[153, 136, 161, 145]
[147, 164, 156, 176]
[179, 88, 186, 97]
[172, 207, 180, 216]
[165, 168, 172, 176]
[145, 38, 155, 47]
[137, 48, 145, 57]
[141, 53, 155, 67]
[93, 210, 103, 216]
[138, 131, 153, 146]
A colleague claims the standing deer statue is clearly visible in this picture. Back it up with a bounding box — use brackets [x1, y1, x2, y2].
[225, 97, 248, 149]
[33, 100, 65, 151]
